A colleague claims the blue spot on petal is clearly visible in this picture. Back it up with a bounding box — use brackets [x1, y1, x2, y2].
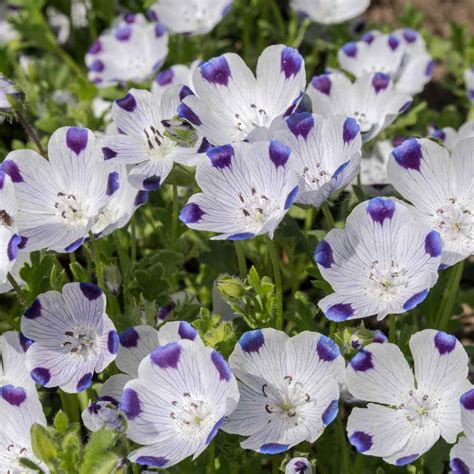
[2, 160, 23, 183]
[392, 138, 422, 171]
[64, 237, 84, 253]
[211, 350, 231, 381]
[150, 342, 181, 369]
[107, 330, 119, 354]
[322, 400, 339, 425]
[24, 299, 41, 319]
[349, 431, 372, 452]
[239, 330, 264, 353]
[315, 240, 334, 269]
[460, 388, 474, 410]
[200, 56, 231, 86]
[76, 372, 93, 392]
[366, 197, 395, 224]
[0, 385, 26, 406]
[403, 289, 428, 311]
[116, 93, 137, 112]
[180, 203, 205, 224]
[66, 127, 88, 155]
[396, 454, 419, 466]
[31, 367, 51, 385]
[259, 443, 290, 454]
[450, 458, 470, 474]
[350, 350, 374, 372]
[286, 112, 314, 140]
[80, 282, 103, 300]
[135, 456, 168, 467]
[326, 303, 353, 322]
[311, 75, 331, 95]
[317, 335, 340, 361]
[178, 103, 202, 126]
[284, 186, 299, 210]
[120, 327, 140, 348]
[425, 230, 442, 257]
[434, 331, 457, 355]
[269, 140, 291, 168]
[372, 72, 391, 94]
[178, 321, 197, 341]
[343, 117, 360, 143]
[206, 417, 224, 444]
[280, 47, 303, 78]
[121, 388, 141, 420]
[227, 232, 255, 240]
[7, 234, 21, 261]
[342, 42, 357, 57]
[207, 144, 234, 169]
[106, 171, 120, 196]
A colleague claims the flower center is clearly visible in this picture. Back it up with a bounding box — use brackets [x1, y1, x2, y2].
[352, 111, 372, 132]
[302, 164, 329, 189]
[434, 197, 473, 249]
[62, 325, 98, 356]
[262, 376, 313, 425]
[238, 187, 280, 231]
[234, 104, 271, 134]
[170, 392, 216, 438]
[89, 400, 124, 431]
[399, 390, 439, 427]
[143, 127, 176, 161]
[0, 210, 13, 227]
[365, 259, 409, 300]
[54, 192, 89, 228]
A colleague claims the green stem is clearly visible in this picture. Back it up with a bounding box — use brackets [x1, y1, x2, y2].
[272, 456, 280, 474]
[268, 237, 283, 330]
[59, 390, 80, 423]
[337, 414, 350, 473]
[329, 321, 336, 340]
[7, 272, 27, 306]
[435, 261, 465, 330]
[89, 232, 104, 289]
[207, 442, 215, 474]
[130, 217, 137, 263]
[234, 241, 247, 278]
[171, 183, 179, 246]
[13, 109, 47, 158]
[388, 316, 396, 343]
[304, 207, 316, 231]
[322, 202, 335, 229]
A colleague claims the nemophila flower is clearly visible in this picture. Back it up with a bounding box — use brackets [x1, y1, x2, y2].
[92, 165, 148, 237]
[0, 75, 19, 114]
[149, 0, 232, 36]
[338, 29, 433, 95]
[179, 44, 306, 145]
[0, 169, 20, 285]
[85, 13, 168, 87]
[272, 113, 362, 207]
[357, 139, 393, 194]
[450, 386, 474, 474]
[307, 72, 412, 142]
[223, 329, 345, 454]
[21, 282, 119, 393]
[0, 331, 47, 472]
[464, 67, 474, 103]
[180, 140, 300, 240]
[47, 6, 70, 45]
[290, 0, 370, 24]
[387, 137, 474, 267]
[0, 251, 29, 294]
[99, 86, 204, 191]
[3, 126, 119, 253]
[83, 322, 202, 433]
[285, 457, 312, 473]
[315, 197, 441, 321]
[346, 329, 470, 466]
[428, 120, 474, 152]
[121, 338, 239, 468]
[152, 60, 201, 101]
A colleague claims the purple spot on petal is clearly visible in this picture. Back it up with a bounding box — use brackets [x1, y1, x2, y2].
[119, 327, 140, 348]
[280, 47, 303, 78]
[317, 335, 340, 361]
[3, 160, 23, 183]
[7, 234, 20, 261]
[366, 197, 395, 224]
[350, 349, 374, 371]
[24, 299, 41, 319]
[372, 72, 391, 94]
[392, 137, 422, 171]
[121, 388, 141, 420]
[403, 289, 428, 311]
[326, 303, 354, 322]
[18, 236, 28, 249]
[102, 147, 117, 160]
[177, 103, 201, 126]
[343, 117, 360, 143]
[115, 25, 132, 41]
[136, 456, 168, 467]
[259, 443, 289, 454]
[332, 160, 350, 178]
[66, 127, 89, 155]
[200, 56, 231, 86]
[150, 342, 181, 369]
[206, 417, 224, 444]
[396, 454, 419, 466]
[88, 40, 101, 55]
[31, 367, 50, 385]
[211, 350, 231, 381]
[425, 230, 442, 257]
[157, 301, 176, 320]
[154, 23, 166, 37]
[322, 399, 339, 425]
[107, 330, 119, 354]
[239, 330, 264, 353]
[450, 458, 470, 474]
[156, 68, 174, 86]
[434, 331, 457, 355]
[134, 191, 148, 206]
[315, 240, 334, 269]
[197, 137, 211, 153]
[207, 144, 234, 168]
[178, 321, 197, 341]
[80, 282, 103, 300]
[269, 140, 291, 168]
[284, 186, 298, 210]
[460, 388, 474, 410]
[179, 85, 194, 100]
[143, 176, 161, 191]
[362, 32, 375, 44]
[425, 60, 434, 77]
[349, 431, 372, 452]
[180, 203, 205, 224]
[90, 59, 104, 72]
[64, 238, 84, 253]
[0, 385, 26, 406]
[373, 330, 387, 344]
[106, 171, 120, 196]
[311, 75, 331, 95]
[227, 232, 255, 240]
[19, 333, 33, 352]
[76, 372, 93, 392]
[403, 28, 418, 43]
[342, 42, 358, 58]
[388, 34, 400, 50]
[116, 93, 137, 112]
[286, 112, 314, 140]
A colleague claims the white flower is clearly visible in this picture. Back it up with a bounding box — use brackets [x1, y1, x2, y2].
[346, 329, 470, 466]
[0, 331, 47, 472]
[152, 60, 201, 102]
[0, 75, 19, 113]
[338, 29, 433, 95]
[387, 137, 474, 267]
[315, 197, 441, 321]
[179, 44, 306, 145]
[0, 251, 29, 294]
[99, 86, 204, 191]
[82, 321, 203, 433]
[0, 11, 17, 45]
[358, 139, 393, 192]
[428, 120, 474, 152]
[46, 7, 70, 45]
[85, 14, 168, 88]
[450, 386, 474, 474]
[464, 67, 474, 103]
[290, 0, 370, 24]
[92, 164, 148, 237]
[0, 168, 21, 285]
[285, 457, 313, 474]
[223, 329, 344, 453]
[179, 140, 300, 240]
[21, 282, 119, 393]
[149, 0, 232, 36]
[306, 72, 412, 142]
[272, 113, 362, 207]
[120, 339, 239, 468]
[3, 126, 119, 253]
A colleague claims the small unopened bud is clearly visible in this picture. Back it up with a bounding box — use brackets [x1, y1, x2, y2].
[216, 274, 245, 300]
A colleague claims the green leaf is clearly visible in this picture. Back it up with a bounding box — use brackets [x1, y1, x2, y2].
[53, 411, 69, 434]
[30, 424, 58, 468]
[79, 428, 119, 474]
